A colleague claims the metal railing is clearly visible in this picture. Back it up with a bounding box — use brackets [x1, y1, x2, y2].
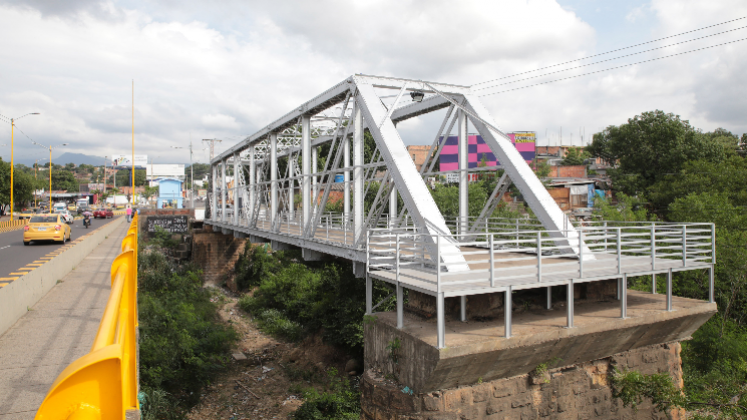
[367, 221, 715, 290]
[35, 215, 139, 420]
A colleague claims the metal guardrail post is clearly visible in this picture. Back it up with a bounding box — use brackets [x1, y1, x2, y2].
[436, 235, 441, 293]
[711, 223, 716, 266]
[617, 228, 622, 275]
[537, 231, 542, 283]
[578, 230, 584, 278]
[603, 221, 608, 252]
[682, 225, 687, 267]
[395, 234, 400, 284]
[489, 234, 495, 287]
[709, 265, 715, 304]
[651, 223, 656, 271]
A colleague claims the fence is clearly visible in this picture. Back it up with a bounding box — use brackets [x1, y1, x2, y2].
[35, 214, 139, 420]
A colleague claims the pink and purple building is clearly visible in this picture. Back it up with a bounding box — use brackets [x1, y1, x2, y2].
[438, 132, 536, 172]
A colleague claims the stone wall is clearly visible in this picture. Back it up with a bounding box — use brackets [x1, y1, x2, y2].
[361, 342, 684, 420]
[192, 224, 247, 287]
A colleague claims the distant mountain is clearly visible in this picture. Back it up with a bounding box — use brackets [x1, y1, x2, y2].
[14, 152, 106, 167]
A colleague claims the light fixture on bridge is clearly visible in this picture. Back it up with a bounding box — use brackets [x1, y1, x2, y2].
[410, 91, 424, 102]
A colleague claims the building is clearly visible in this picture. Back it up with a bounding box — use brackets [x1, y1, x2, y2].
[155, 178, 183, 208]
[155, 178, 184, 209]
[405, 145, 432, 171]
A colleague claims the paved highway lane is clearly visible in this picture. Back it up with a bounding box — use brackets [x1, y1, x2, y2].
[0, 216, 125, 283]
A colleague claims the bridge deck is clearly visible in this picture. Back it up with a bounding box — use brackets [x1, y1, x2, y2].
[0, 223, 128, 419]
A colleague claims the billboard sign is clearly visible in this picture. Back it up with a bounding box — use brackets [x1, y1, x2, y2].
[146, 164, 185, 178]
[507, 131, 536, 162]
[112, 155, 148, 169]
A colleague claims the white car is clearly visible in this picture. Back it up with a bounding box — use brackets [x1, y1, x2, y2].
[56, 209, 74, 224]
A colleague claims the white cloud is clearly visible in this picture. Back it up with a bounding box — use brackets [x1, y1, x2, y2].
[0, 0, 743, 165]
[625, 4, 648, 23]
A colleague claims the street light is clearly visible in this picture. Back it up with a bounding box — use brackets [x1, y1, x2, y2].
[31, 141, 68, 212]
[0, 112, 40, 220]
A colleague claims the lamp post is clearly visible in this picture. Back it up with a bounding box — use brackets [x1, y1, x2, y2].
[34, 158, 48, 208]
[172, 142, 206, 209]
[1, 112, 40, 220]
[31, 142, 68, 211]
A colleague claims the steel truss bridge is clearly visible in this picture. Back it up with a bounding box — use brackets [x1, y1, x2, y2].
[206, 74, 714, 348]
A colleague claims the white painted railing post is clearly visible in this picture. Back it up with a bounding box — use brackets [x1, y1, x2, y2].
[578, 230, 584, 278]
[650, 223, 656, 270]
[617, 228, 622, 275]
[682, 225, 687, 267]
[489, 234, 495, 287]
[537, 231, 542, 283]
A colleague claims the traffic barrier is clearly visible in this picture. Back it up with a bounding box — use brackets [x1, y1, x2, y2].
[35, 214, 139, 420]
[0, 219, 28, 234]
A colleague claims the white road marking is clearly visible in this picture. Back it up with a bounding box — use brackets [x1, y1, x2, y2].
[0, 245, 10, 251]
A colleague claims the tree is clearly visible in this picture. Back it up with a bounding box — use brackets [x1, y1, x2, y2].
[51, 170, 79, 192]
[560, 147, 589, 166]
[586, 110, 726, 195]
[116, 169, 146, 187]
[0, 159, 36, 213]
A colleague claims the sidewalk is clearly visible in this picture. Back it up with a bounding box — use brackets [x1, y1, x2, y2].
[0, 221, 129, 420]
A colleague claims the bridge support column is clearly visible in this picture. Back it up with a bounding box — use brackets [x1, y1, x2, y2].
[249, 146, 255, 223]
[460, 295, 467, 322]
[437, 292, 445, 349]
[302, 115, 311, 231]
[458, 110, 469, 237]
[221, 160, 226, 223]
[396, 283, 404, 329]
[365, 274, 372, 314]
[353, 105, 364, 244]
[270, 133, 278, 229]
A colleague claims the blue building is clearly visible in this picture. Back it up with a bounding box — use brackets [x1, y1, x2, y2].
[155, 178, 184, 209]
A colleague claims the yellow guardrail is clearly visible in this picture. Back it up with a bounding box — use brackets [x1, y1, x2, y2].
[35, 214, 139, 420]
[0, 219, 28, 234]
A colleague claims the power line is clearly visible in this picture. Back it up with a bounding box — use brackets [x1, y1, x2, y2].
[477, 37, 747, 98]
[472, 16, 747, 87]
[473, 25, 747, 92]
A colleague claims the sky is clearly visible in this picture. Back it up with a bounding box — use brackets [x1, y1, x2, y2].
[0, 0, 745, 164]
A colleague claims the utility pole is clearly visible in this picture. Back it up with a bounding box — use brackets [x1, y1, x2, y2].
[190, 140, 194, 209]
[202, 138, 222, 161]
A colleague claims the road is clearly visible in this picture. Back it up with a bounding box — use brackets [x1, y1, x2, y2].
[0, 216, 124, 282]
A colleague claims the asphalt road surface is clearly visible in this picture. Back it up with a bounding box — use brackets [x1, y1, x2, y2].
[0, 215, 124, 280]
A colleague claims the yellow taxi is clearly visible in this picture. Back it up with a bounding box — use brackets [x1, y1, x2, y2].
[23, 214, 71, 245]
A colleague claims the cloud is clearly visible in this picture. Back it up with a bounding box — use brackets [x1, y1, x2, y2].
[625, 4, 648, 23]
[0, 0, 743, 166]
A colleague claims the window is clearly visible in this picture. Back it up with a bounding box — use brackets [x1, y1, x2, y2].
[31, 216, 59, 223]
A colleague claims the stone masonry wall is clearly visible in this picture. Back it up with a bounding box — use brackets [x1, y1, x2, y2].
[192, 224, 247, 287]
[361, 342, 684, 420]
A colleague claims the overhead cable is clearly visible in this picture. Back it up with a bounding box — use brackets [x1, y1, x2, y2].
[472, 16, 747, 87]
[477, 37, 747, 97]
[473, 25, 747, 91]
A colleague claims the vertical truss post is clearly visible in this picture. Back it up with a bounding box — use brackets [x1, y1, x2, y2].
[270, 133, 278, 228]
[221, 160, 226, 223]
[458, 110, 469, 238]
[344, 137, 350, 221]
[302, 115, 311, 231]
[289, 158, 295, 222]
[233, 155, 239, 225]
[211, 164, 217, 220]
[353, 106, 364, 245]
[249, 146, 256, 223]
[312, 146, 318, 205]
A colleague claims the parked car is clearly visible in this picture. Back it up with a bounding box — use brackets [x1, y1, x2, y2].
[23, 214, 71, 245]
[93, 208, 114, 219]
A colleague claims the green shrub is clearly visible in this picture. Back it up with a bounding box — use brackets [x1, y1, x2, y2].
[255, 308, 303, 342]
[138, 241, 238, 412]
[293, 368, 360, 420]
